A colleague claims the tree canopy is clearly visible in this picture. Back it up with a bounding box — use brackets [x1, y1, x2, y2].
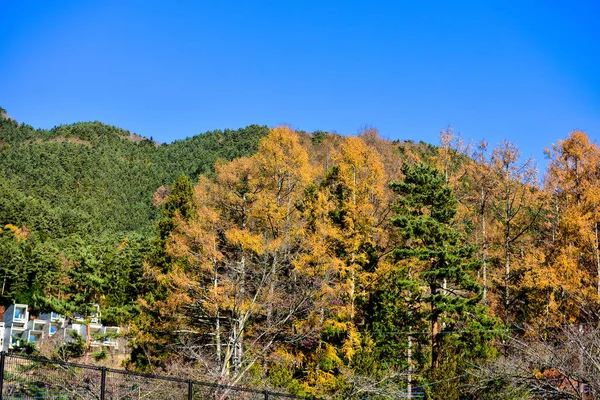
[2, 107, 600, 398]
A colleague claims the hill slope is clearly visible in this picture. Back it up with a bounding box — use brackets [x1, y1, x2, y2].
[0, 108, 269, 320]
[0, 111, 269, 236]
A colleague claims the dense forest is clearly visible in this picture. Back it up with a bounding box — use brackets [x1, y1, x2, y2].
[2, 106, 600, 399]
[0, 107, 269, 323]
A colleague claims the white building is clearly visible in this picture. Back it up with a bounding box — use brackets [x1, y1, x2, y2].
[2, 303, 126, 353]
[2, 304, 30, 351]
[102, 326, 121, 350]
[25, 319, 47, 345]
[39, 311, 67, 337]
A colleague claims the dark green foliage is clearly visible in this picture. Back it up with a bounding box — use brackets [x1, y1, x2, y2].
[0, 116, 268, 236]
[54, 331, 86, 360]
[310, 130, 328, 145]
[162, 175, 195, 220]
[92, 347, 108, 361]
[11, 338, 40, 356]
[160, 124, 269, 179]
[390, 164, 482, 322]
[387, 163, 501, 396]
[0, 229, 63, 308]
[363, 268, 428, 369]
[146, 174, 195, 278]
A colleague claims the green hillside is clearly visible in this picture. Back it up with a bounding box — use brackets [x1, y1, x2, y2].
[0, 108, 268, 322]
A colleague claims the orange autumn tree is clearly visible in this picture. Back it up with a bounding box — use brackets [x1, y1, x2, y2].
[542, 130, 600, 323]
[487, 141, 541, 324]
[131, 126, 514, 396]
[155, 127, 317, 385]
[463, 140, 497, 302]
[293, 136, 387, 394]
[437, 126, 470, 188]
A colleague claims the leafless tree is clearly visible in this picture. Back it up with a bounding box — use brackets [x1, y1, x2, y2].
[468, 322, 600, 399]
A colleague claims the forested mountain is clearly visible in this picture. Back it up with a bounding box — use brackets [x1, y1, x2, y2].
[0, 107, 268, 322]
[0, 110, 269, 235]
[3, 106, 600, 398]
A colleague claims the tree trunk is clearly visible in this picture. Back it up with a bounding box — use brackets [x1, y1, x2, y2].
[214, 264, 222, 365]
[233, 323, 243, 375]
[431, 317, 440, 369]
[407, 329, 412, 397]
[431, 285, 440, 369]
[504, 183, 511, 321]
[267, 251, 278, 326]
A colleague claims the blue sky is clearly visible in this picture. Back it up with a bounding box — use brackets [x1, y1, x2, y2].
[1, 1, 599, 169]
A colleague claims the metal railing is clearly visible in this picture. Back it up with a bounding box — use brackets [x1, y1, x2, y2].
[0, 351, 311, 399]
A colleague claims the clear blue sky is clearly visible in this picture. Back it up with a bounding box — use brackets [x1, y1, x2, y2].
[1, 1, 599, 168]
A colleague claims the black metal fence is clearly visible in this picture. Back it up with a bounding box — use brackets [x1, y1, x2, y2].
[0, 351, 311, 399]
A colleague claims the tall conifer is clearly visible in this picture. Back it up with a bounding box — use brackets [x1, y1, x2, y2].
[390, 163, 486, 369]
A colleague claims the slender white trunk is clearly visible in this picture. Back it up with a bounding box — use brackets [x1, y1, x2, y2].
[233, 320, 243, 375]
[233, 250, 246, 375]
[407, 329, 412, 398]
[214, 263, 221, 365]
[442, 278, 447, 295]
[350, 255, 356, 321]
[267, 251, 277, 326]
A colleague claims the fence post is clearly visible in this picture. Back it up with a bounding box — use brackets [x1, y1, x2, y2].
[0, 351, 5, 399]
[100, 366, 106, 400]
[187, 379, 193, 400]
[263, 389, 269, 400]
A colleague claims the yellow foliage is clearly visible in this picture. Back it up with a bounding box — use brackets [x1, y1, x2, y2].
[333, 136, 385, 203]
[321, 343, 343, 370]
[315, 370, 341, 391]
[224, 227, 265, 255]
[4, 223, 30, 241]
[341, 327, 361, 361]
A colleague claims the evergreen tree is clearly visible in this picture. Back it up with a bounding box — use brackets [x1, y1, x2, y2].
[389, 163, 497, 376]
[363, 266, 427, 396]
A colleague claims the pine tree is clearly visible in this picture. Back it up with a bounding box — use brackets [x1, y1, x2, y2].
[390, 163, 491, 370]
